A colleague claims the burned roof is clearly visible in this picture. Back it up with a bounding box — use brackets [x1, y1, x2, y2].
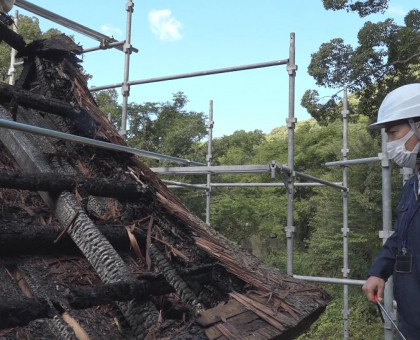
[0, 31, 331, 339]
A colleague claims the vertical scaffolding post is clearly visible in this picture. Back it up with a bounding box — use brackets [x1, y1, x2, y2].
[380, 129, 395, 340]
[120, 0, 134, 138]
[206, 100, 214, 226]
[341, 88, 350, 340]
[8, 10, 19, 85]
[285, 32, 297, 275]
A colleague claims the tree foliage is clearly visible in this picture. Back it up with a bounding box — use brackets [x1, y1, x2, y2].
[304, 5, 420, 125]
[322, 0, 388, 17]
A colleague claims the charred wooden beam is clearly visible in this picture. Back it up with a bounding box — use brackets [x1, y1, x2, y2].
[0, 82, 81, 117]
[67, 277, 173, 309]
[150, 244, 202, 312]
[0, 224, 146, 255]
[0, 296, 52, 329]
[67, 268, 214, 309]
[0, 170, 152, 201]
[0, 22, 26, 51]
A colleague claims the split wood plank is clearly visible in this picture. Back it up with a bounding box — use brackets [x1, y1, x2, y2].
[230, 292, 286, 331]
[196, 298, 247, 327]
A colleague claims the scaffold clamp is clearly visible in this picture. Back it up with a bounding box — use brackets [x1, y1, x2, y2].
[379, 230, 394, 239]
[378, 152, 390, 167]
[286, 64, 297, 75]
[286, 117, 297, 128]
[284, 226, 295, 237]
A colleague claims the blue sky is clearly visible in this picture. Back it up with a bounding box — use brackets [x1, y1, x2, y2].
[14, 1, 413, 137]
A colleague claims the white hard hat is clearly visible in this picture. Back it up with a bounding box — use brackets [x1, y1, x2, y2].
[369, 83, 420, 130]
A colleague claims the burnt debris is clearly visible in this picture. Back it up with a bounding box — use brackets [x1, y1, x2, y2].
[0, 30, 331, 339]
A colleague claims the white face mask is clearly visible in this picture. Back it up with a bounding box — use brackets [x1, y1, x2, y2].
[387, 129, 420, 168]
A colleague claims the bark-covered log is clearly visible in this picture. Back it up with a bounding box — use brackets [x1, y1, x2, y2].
[0, 170, 152, 201]
[0, 297, 52, 329]
[0, 22, 26, 51]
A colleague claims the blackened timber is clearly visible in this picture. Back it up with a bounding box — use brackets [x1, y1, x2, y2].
[67, 278, 174, 309]
[0, 82, 81, 117]
[0, 171, 152, 200]
[150, 244, 201, 311]
[0, 224, 147, 255]
[0, 296, 52, 329]
[68, 267, 214, 309]
[0, 22, 26, 51]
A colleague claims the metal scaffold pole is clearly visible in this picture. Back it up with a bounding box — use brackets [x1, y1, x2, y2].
[285, 32, 297, 275]
[206, 100, 214, 226]
[341, 87, 350, 340]
[380, 129, 395, 340]
[120, 0, 134, 138]
[8, 10, 19, 85]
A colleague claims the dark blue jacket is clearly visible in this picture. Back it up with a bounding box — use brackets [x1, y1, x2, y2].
[368, 175, 420, 338]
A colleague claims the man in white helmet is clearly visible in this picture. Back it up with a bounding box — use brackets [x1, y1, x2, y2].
[363, 83, 420, 339]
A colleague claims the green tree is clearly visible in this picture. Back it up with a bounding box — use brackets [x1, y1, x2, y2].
[0, 15, 64, 82]
[126, 92, 207, 163]
[303, 4, 420, 125]
[322, 0, 388, 17]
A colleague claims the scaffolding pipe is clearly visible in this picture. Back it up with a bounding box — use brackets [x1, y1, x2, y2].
[7, 10, 18, 85]
[380, 129, 395, 340]
[0, 119, 205, 166]
[341, 87, 350, 340]
[325, 157, 380, 167]
[285, 33, 296, 275]
[165, 182, 344, 190]
[206, 100, 214, 226]
[293, 275, 365, 286]
[14, 0, 139, 53]
[210, 182, 343, 187]
[162, 180, 206, 189]
[89, 60, 289, 92]
[120, 0, 134, 138]
[82, 40, 126, 53]
[151, 165, 272, 175]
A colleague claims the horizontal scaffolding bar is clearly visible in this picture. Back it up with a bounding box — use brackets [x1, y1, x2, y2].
[293, 275, 365, 286]
[325, 157, 380, 167]
[82, 40, 126, 53]
[210, 182, 344, 188]
[15, 0, 138, 53]
[0, 119, 205, 166]
[165, 181, 345, 190]
[151, 164, 273, 175]
[162, 180, 206, 189]
[90, 59, 289, 92]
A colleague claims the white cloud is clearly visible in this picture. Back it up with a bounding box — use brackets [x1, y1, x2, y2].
[101, 24, 123, 38]
[148, 9, 183, 41]
[386, 5, 407, 17]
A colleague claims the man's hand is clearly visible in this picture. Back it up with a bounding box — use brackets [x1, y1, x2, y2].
[362, 276, 385, 302]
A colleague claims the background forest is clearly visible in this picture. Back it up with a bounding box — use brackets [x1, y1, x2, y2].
[2, 1, 420, 338]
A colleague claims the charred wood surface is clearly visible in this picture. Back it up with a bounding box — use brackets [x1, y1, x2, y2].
[0, 170, 152, 200]
[67, 268, 214, 309]
[67, 278, 173, 309]
[0, 82, 81, 117]
[150, 244, 201, 311]
[0, 224, 144, 255]
[0, 22, 26, 51]
[0, 297, 52, 329]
